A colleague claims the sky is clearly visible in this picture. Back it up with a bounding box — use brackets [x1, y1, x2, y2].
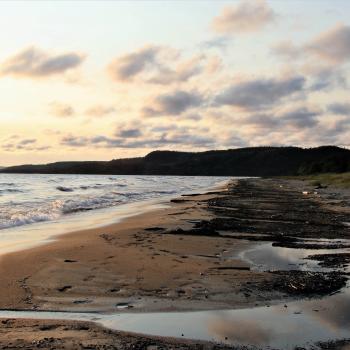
[0, 0, 349, 166]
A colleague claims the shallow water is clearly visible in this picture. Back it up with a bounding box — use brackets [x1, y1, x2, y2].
[242, 241, 350, 273]
[0, 174, 229, 254]
[0, 286, 349, 349]
[0, 174, 229, 230]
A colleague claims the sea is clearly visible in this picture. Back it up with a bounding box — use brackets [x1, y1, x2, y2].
[0, 173, 228, 231]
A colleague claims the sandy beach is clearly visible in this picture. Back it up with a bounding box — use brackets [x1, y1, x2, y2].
[0, 177, 349, 349]
[0, 181, 267, 312]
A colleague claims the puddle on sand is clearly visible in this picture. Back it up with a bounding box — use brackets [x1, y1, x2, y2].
[0, 286, 349, 349]
[0, 238, 349, 349]
[101, 287, 350, 349]
[241, 241, 350, 272]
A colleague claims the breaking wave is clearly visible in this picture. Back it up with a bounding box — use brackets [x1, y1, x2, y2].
[0, 174, 227, 230]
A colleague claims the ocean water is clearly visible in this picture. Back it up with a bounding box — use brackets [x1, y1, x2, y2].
[0, 174, 229, 231]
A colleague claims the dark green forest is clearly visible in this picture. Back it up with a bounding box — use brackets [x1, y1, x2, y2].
[1, 146, 349, 176]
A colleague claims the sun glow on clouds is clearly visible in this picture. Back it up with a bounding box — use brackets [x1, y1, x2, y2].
[0, 0, 349, 165]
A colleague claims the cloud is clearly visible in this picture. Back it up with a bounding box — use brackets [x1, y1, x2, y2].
[271, 40, 301, 59]
[272, 24, 350, 64]
[147, 55, 204, 85]
[327, 103, 350, 115]
[211, 0, 275, 34]
[244, 113, 280, 129]
[1, 138, 51, 152]
[108, 45, 160, 81]
[115, 128, 142, 138]
[305, 24, 350, 63]
[245, 107, 319, 130]
[60, 131, 215, 149]
[142, 90, 204, 117]
[307, 66, 347, 91]
[0, 47, 85, 78]
[108, 45, 204, 84]
[50, 102, 75, 118]
[184, 113, 202, 121]
[280, 107, 319, 128]
[61, 135, 88, 147]
[60, 122, 215, 150]
[214, 76, 305, 110]
[200, 36, 230, 52]
[49, 103, 116, 119]
[18, 138, 36, 146]
[85, 105, 116, 117]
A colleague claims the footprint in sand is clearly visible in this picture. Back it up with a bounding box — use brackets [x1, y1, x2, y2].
[83, 275, 95, 282]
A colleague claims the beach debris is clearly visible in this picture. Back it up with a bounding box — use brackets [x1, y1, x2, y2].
[73, 299, 91, 304]
[258, 271, 347, 296]
[212, 266, 250, 271]
[116, 302, 133, 309]
[163, 227, 220, 237]
[56, 186, 74, 192]
[306, 253, 350, 268]
[57, 285, 72, 292]
[39, 324, 58, 331]
[273, 241, 350, 250]
[144, 227, 165, 232]
[170, 199, 188, 203]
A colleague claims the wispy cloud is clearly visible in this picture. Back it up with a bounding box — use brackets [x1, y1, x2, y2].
[200, 36, 231, 52]
[142, 90, 204, 117]
[1, 138, 51, 152]
[108, 45, 160, 81]
[85, 105, 116, 117]
[306, 24, 350, 63]
[60, 124, 215, 150]
[273, 24, 350, 64]
[245, 107, 320, 130]
[0, 47, 85, 78]
[49, 102, 75, 118]
[328, 102, 350, 115]
[108, 45, 206, 85]
[211, 0, 276, 34]
[214, 76, 305, 110]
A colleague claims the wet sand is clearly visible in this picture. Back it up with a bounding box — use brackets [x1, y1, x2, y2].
[0, 187, 269, 313]
[0, 178, 349, 349]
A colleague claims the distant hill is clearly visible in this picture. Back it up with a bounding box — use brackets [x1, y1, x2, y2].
[1, 146, 349, 176]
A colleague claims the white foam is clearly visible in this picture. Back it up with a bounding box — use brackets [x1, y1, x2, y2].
[0, 174, 229, 232]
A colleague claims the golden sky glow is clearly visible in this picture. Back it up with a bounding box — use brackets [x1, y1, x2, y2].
[0, 0, 349, 166]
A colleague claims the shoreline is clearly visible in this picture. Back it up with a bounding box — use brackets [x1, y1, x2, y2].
[0, 177, 229, 256]
[0, 177, 349, 349]
[0, 179, 264, 313]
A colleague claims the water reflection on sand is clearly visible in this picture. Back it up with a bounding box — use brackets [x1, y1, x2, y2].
[0, 287, 349, 349]
[0, 239, 349, 348]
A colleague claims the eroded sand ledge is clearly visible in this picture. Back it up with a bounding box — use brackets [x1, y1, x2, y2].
[0, 178, 349, 349]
